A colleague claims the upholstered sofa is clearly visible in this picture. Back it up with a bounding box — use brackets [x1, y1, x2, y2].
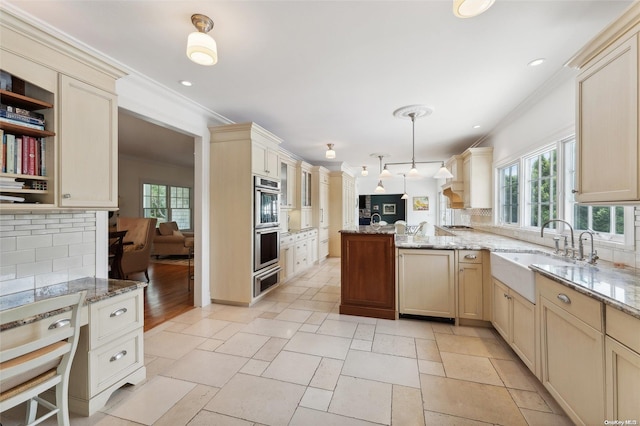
[151, 221, 194, 256]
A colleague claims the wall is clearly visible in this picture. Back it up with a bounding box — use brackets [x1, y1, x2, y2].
[0, 211, 97, 296]
[118, 154, 195, 226]
[356, 170, 439, 226]
[477, 71, 639, 268]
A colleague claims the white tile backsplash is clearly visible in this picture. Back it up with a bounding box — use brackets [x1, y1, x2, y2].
[0, 211, 97, 296]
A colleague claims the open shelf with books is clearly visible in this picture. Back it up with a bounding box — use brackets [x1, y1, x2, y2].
[0, 74, 55, 207]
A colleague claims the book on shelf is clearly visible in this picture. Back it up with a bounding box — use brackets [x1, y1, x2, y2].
[0, 177, 25, 189]
[0, 104, 45, 122]
[1, 132, 46, 177]
[0, 107, 45, 126]
[0, 129, 4, 173]
[0, 194, 25, 203]
[0, 116, 45, 131]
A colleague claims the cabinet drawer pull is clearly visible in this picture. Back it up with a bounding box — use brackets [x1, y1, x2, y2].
[557, 293, 571, 304]
[110, 350, 127, 362]
[48, 318, 71, 330]
[110, 307, 128, 317]
[63, 193, 71, 199]
[464, 254, 477, 259]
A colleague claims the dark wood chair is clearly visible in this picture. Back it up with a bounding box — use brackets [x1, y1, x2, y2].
[108, 230, 127, 279]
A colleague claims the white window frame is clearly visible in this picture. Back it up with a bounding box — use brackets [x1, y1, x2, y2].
[523, 144, 559, 230]
[494, 135, 634, 248]
[142, 182, 193, 231]
[497, 161, 520, 226]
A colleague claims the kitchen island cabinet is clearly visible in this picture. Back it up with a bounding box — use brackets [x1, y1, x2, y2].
[340, 231, 395, 319]
[398, 249, 455, 319]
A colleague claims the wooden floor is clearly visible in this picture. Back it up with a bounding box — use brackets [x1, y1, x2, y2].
[128, 261, 195, 331]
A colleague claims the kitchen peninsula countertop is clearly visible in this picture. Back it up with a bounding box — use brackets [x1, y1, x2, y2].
[0, 277, 146, 329]
[395, 229, 640, 320]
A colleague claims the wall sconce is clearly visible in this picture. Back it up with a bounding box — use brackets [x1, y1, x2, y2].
[325, 143, 336, 159]
[453, 0, 495, 18]
[187, 14, 218, 66]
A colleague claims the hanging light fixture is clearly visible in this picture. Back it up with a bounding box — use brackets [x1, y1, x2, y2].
[453, 0, 495, 18]
[401, 174, 409, 199]
[378, 105, 454, 180]
[371, 154, 387, 193]
[187, 14, 218, 66]
[325, 143, 336, 159]
[361, 166, 368, 177]
[433, 161, 454, 179]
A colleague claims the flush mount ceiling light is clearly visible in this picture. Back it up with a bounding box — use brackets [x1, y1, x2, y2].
[325, 143, 336, 159]
[528, 58, 546, 67]
[453, 0, 495, 18]
[381, 105, 454, 180]
[361, 166, 368, 177]
[187, 14, 218, 66]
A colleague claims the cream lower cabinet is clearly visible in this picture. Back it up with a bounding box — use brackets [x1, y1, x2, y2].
[457, 250, 484, 320]
[68, 289, 146, 416]
[279, 234, 295, 282]
[604, 306, 640, 421]
[492, 278, 536, 374]
[398, 249, 455, 318]
[537, 274, 604, 425]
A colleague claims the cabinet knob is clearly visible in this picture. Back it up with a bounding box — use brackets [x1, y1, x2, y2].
[63, 193, 71, 198]
[571, 189, 579, 194]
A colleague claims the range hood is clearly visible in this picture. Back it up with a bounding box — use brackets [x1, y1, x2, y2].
[442, 183, 464, 209]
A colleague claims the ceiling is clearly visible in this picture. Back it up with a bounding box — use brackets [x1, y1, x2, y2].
[4, 0, 634, 172]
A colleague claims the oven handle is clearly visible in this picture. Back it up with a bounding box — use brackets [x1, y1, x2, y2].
[256, 265, 282, 279]
[255, 226, 280, 233]
[256, 187, 281, 195]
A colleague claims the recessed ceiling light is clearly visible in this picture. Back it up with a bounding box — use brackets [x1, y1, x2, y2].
[180, 80, 193, 87]
[473, 124, 481, 129]
[528, 58, 545, 67]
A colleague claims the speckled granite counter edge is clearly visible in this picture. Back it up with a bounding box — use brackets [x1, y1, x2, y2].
[531, 266, 640, 320]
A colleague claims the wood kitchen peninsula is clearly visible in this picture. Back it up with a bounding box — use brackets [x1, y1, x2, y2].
[0, 278, 146, 416]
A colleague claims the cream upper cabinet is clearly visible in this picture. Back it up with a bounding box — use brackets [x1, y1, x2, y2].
[297, 161, 312, 208]
[59, 75, 118, 208]
[280, 159, 296, 209]
[398, 249, 455, 319]
[252, 141, 280, 178]
[537, 274, 604, 425]
[569, 7, 640, 203]
[461, 147, 493, 209]
[0, 12, 125, 210]
[604, 306, 640, 421]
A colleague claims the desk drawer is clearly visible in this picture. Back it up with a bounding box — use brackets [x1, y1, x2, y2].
[89, 328, 143, 396]
[89, 290, 143, 349]
[1, 307, 88, 350]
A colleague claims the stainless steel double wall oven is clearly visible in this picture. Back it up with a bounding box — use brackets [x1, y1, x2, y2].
[253, 176, 281, 297]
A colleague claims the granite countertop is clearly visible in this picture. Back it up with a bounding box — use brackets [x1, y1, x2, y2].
[340, 225, 397, 235]
[0, 277, 146, 330]
[394, 229, 640, 320]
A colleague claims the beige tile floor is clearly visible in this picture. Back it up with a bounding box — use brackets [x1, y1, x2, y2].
[1, 258, 575, 426]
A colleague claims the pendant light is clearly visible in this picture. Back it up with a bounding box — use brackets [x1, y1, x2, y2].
[325, 143, 336, 159]
[187, 14, 218, 66]
[401, 174, 409, 199]
[372, 154, 387, 193]
[433, 161, 454, 179]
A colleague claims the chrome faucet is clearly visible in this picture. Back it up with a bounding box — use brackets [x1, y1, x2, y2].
[370, 213, 382, 228]
[541, 219, 575, 258]
[578, 230, 599, 265]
